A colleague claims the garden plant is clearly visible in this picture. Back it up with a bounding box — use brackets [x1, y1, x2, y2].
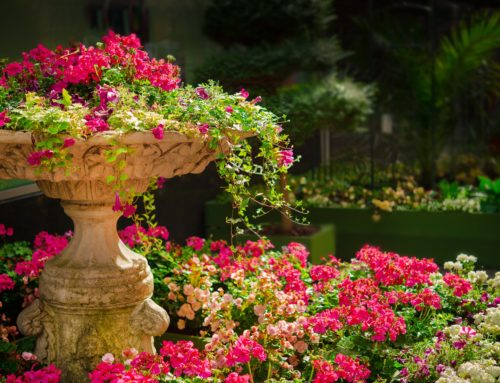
[0, 223, 499, 382]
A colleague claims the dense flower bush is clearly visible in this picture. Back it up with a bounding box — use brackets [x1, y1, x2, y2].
[0, 223, 498, 382]
[0, 225, 68, 378]
[0, 31, 302, 234]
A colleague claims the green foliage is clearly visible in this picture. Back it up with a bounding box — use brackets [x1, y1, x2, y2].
[358, 11, 500, 185]
[194, 38, 348, 94]
[204, 0, 334, 47]
[265, 74, 375, 144]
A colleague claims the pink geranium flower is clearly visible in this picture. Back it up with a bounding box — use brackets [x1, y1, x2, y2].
[0, 273, 15, 293]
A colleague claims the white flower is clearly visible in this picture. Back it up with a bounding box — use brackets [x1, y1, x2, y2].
[457, 254, 478, 264]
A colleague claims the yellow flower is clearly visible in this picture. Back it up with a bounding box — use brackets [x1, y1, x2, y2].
[372, 199, 393, 212]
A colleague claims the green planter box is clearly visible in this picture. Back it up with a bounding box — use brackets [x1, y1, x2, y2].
[205, 201, 500, 269]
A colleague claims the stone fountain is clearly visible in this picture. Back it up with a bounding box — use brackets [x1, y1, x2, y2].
[0, 130, 228, 382]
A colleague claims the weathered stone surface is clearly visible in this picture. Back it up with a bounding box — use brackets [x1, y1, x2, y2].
[0, 130, 223, 382]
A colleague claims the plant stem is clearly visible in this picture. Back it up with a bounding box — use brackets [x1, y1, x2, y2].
[308, 366, 315, 383]
[247, 362, 255, 383]
[280, 173, 293, 233]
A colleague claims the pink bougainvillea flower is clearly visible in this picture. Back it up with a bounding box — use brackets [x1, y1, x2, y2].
[85, 115, 109, 133]
[122, 203, 136, 218]
[195, 87, 210, 99]
[251, 96, 262, 104]
[152, 124, 164, 140]
[225, 105, 233, 113]
[0, 273, 15, 293]
[63, 138, 75, 148]
[0, 110, 10, 127]
[0, 223, 14, 236]
[277, 149, 294, 167]
[240, 88, 249, 99]
[157, 177, 166, 189]
[97, 85, 119, 107]
[198, 123, 209, 135]
[112, 192, 123, 212]
[27, 149, 54, 166]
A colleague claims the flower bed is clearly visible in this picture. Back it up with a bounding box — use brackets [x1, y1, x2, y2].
[1, 223, 499, 382]
[205, 164, 500, 267]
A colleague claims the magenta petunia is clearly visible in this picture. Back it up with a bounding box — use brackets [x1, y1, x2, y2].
[225, 105, 233, 113]
[0, 110, 10, 127]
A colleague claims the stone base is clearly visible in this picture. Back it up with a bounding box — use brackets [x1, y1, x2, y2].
[19, 298, 167, 382]
[17, 199, 169, 382]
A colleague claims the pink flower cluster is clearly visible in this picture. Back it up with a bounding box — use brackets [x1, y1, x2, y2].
[0, 273, 15, 293]
[0, 224, 14, 237]
[356, 245, 439, 287]
[160, 341, 211, 378]
[225, 335, 267, 367]
[308, 277, 407, 342]
[443, 272, 472, 297]
[14, 231, 69, 278]
[4, 365, 61, 383]
[313, 354, 371, 383]
[90, 341, 211, 382]
[277, 149, 294, 168]
[1, 31, 180, 95]
[118, 224, 169, 248]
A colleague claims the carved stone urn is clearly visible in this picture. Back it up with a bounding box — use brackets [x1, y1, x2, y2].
[0, 130, 227, 382]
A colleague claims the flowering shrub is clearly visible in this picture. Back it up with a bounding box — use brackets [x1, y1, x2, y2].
[1, 223, 498, 382]
[0, 226, 68, 377]
[114, 225, 497, 382]
[0, 31, 302, 234]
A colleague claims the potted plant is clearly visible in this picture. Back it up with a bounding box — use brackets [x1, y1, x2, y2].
[0, 31, 295, 381]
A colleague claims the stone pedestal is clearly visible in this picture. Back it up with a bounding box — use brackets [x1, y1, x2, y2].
[0, 130, 226, 382]
[18, 180, 169, 381]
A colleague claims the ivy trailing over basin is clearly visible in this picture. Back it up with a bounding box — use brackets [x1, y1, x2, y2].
[0, 31, 303, 235]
